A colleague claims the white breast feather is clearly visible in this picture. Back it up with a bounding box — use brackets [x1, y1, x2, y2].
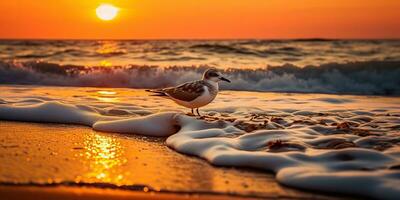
[170, 85, 217, 108]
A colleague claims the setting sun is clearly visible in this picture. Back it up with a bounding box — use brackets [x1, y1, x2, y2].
[96, 4, 119, 21]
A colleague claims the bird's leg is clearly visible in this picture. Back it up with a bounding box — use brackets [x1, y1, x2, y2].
[191, 108, 194, 115]
[196, 108, 201, 116]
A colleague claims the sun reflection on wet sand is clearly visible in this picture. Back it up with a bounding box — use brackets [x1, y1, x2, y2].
[95, 90, 119, 103]
[80, 133, 128, 184]
[97, 91, 117, 95]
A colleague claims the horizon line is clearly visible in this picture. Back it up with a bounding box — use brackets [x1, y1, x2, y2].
[1, 37, 400, 41]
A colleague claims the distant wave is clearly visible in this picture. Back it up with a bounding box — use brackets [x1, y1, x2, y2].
[189, 43, 303, 57]
[190, 41, 307, 58]
[0, 60, 399, 95]
[190, 44, 259, 55]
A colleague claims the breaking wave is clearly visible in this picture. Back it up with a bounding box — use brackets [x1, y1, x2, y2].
[0, 60, 399, 95]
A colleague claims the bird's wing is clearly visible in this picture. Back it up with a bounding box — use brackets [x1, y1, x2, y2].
[163, 81, 205, 101]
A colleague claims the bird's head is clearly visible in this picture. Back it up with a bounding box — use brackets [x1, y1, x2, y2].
[202, 68, 231, 83]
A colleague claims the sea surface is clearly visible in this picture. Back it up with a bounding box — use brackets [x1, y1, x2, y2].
[1, 39, 400, 95]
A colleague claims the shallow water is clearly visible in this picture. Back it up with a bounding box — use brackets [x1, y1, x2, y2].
[0, 85, 399, 199]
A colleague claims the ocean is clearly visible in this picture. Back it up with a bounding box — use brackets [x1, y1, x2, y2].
[1, 39, 400, 95]
[1, 39, 400, 199]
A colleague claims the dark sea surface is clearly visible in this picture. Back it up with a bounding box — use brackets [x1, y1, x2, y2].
[1, 39, 400, 95]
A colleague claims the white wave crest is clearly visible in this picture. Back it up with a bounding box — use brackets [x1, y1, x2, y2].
[0, 60, 399, 95]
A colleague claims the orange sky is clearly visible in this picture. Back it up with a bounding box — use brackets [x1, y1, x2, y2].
[0, 0, 399, 39]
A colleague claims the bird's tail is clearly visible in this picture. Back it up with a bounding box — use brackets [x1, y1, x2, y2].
[145, 89, 168, 97]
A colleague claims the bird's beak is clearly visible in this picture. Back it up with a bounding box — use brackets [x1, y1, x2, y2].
[219, 76, 231, 83]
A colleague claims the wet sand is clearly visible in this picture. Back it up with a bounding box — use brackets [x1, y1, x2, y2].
[0, 186, 261, 200]
[0, 121, 349, 200]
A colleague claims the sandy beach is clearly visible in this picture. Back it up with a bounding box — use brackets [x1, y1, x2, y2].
[0, 85, 399, 199]
[0, 121, 347, 200]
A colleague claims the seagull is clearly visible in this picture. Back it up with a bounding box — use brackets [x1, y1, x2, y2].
[146, 68, 231, 116]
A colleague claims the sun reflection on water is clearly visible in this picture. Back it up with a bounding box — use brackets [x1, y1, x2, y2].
[80, 133, 127, 184]
[100, 60, 113, 67]
[96, 41, 126, 67]
[96, 41, 126, 55]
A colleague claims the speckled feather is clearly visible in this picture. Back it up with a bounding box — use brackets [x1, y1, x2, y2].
[162, 80, 216, 102]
